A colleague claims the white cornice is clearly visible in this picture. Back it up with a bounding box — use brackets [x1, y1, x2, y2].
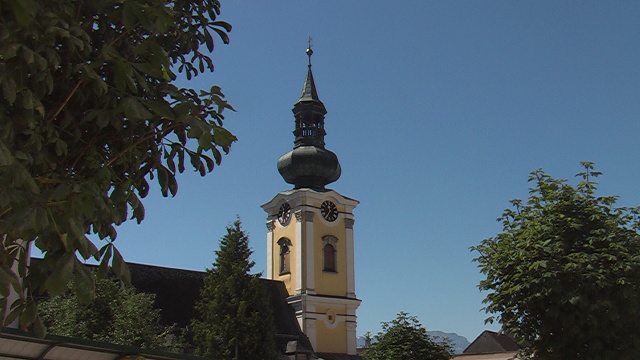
[261, 189, 359, 214]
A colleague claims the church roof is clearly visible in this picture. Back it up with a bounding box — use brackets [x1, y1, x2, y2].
[462, 330, 529, 355]
[127, 262, 315, 355]
[31, 259, 315, 357]
[0, 327, 209, 360]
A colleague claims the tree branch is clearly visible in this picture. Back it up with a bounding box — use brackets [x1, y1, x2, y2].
[104, 122, 180, 168]
[45, 80, 83, 125]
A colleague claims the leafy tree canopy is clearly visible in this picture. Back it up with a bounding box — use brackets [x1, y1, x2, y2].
[0, 0, 235, 332]
[40, 276, 185, 352]
[472, 162, 640, 359]
[192, 219, 277, 360]
[363, 312, 453, 360]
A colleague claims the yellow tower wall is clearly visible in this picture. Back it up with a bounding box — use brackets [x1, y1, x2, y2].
[272, 222, 297, 295]
[262, 189, 360, 355]
[314, 305, 348, 354]
[313, 216, 348, 296]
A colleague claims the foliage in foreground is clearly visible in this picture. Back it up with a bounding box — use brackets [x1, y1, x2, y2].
[472, 162, 640, 359]
[40, 276, 184, 352]
[0, 0, 235, 332]
[192, 220, 277, 360]
[363, 312, 453, 360]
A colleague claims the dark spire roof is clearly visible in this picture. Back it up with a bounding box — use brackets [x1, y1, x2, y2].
[277, 46, 341, 190]
[299, 55, 321, 102]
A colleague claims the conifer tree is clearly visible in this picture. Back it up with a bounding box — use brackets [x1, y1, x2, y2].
[192, 220, 277, 360]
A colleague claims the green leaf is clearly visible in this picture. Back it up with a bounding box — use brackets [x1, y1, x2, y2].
[33, 315, 46, 338]
[213, 125, 237, 148]
[0, 298, 6, 320]
[9, 0, 38, 26]
[75, 236, 99, 260]
[122, 1, 136, 30]
[112, 248, 131, 285]
[128, 193, 146, 223]
[165, 150, 176, 173]
[4, 300, 24, 327]
[73, 260, 95, 305]
[186, 122, 204, 138]
[2, 78, 16, 105]
[197, 131, 213, 150]
[177, 147, 186, 173]
[211, 147, 222, 165]
[211, 21, 232, 33]
[123, 97, 152, 120]
[43, 253, 75, 295]
[0, 140, 15, 166]
[203, 156, 215, 172]
[147, 100, 174, 119]
[212, 27, 230, 45]
[19, 45, 34, 64]
[97, 244, 113, 279]
[157, 165, 169, 196]
[22, 89, 35, 109]
[101, 44, 118, 61]
[203, 29, 214, 52]
[168, 174, 178, 196]
[1, 44, 20, 59]
[19, 299, 38, 327]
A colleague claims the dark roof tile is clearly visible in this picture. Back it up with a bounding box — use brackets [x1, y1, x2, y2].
[463, 330, 529, 354]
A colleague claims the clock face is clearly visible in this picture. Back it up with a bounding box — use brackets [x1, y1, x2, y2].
[277, 202, 291, 225]
[320, 201, 338, 222]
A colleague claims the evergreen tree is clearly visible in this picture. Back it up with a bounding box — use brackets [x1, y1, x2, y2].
[192, 220, 277, 360]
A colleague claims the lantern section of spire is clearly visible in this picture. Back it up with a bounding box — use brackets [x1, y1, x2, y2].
[277, 47, 341, 190]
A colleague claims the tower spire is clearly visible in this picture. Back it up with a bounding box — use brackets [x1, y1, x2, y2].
[277, 45, 341, 190]
[299, 39, 321, 104]
[306, 36, 313, 66]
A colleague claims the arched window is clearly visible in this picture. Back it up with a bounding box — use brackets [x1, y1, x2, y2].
[322, 235, 338, 272]
[278, 238, 291, 275]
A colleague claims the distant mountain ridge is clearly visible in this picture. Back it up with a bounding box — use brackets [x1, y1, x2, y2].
[427, 331, 470, 354]
[357, 331, 470, 355]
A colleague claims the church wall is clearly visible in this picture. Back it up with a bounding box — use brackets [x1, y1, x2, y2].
[314, 305, 348, 354]
[273, 219, 297, 295]
[313, 216, 348, 296]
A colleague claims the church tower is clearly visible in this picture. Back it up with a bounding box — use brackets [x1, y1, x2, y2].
[262, 47, 361, 356]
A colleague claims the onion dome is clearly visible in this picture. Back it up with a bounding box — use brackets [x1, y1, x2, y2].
[277, 46, 341, 190]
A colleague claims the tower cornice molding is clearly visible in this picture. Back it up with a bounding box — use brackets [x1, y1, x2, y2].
[344, 218, 355, 229]
[266, 220, 276, 232]
[294, 210, 315, 223]
[261, 188, 359, 215]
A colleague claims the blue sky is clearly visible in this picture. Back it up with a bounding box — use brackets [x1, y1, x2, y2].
[101, 1, 640, 341]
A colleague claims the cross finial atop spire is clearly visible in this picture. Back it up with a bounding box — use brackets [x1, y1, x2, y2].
[306, 36, 313, 66]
